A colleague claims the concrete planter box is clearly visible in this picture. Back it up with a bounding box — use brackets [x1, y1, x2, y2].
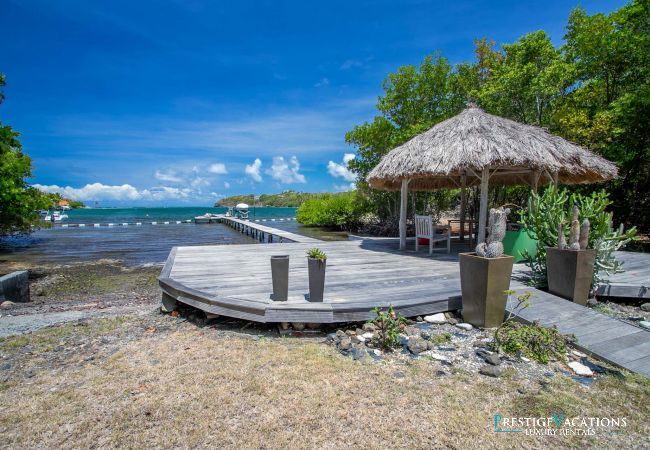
[459, 252, 514, 328]
[0, 270, 30, 303]
[546, 247, 596, 306]
[270, 255, 290, 301]
[307, 258, 326, 302]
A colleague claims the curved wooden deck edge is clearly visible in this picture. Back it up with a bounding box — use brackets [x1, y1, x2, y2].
[158, 275, 461, 324]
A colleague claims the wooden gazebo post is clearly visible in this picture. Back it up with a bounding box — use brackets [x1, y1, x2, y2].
[399, 179, 410, 250]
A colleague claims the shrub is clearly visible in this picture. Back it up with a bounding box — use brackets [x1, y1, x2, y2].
[519, 185, 636, 287]
[368, 305, 406, 351]
[306, 248, 327, 260]
[296, 191, 370, 229]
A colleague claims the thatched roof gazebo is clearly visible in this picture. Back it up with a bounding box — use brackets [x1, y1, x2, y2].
[367, 104, 618, 250]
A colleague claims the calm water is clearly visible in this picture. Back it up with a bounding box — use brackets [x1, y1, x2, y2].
[0, 207, 348, 266]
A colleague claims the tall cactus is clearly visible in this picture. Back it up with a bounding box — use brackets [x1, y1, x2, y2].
[558, 205, 591, 251]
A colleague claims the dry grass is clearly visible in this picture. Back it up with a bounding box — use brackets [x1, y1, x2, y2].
[1, 316, 648, 449]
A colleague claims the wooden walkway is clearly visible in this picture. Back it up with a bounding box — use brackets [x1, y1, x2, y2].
[159, 231, 650, 377]
[594, 251, 649, 299]
[218, 216, 321, 244]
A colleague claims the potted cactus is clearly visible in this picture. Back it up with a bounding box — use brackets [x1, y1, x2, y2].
[459, 207, 515, 328]
[546, 205, 596, 305]
[306, 248, 327, 302]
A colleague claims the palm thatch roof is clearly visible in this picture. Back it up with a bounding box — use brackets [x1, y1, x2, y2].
[367, 105, 618, 191]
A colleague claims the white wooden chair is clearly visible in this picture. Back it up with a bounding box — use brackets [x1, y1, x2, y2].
[414, 215, 451, 254]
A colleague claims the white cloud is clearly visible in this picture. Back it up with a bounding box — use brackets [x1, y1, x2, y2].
[207, 163, 228, 174]
[314, 77, 330, 88]
[190, 176, 210, 188]
[223, 181, 231, 189]
[327, 153, 356, 182]
[267, 156, 306, 184]
[334, 183, 356, 192]
[154, 169, 183, 183]
[340, 59, 363, 70]
[245, 158, 263, 182]
[33, 183, 192, 201]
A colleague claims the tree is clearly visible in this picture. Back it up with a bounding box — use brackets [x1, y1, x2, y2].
[0, 74, 46, 235]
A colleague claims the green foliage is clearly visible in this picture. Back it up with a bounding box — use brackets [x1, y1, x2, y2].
[493, 290, 571, 364]
[216, 191, 318, 207]
[428, 332, 452, 346]
[296, 191, 370, 229]
[519, 185, 637, 287]
[494, 322, 571, 364]
[368, 305, 406, 351]
[0, 122, 45, 235]
[306, 248, 326, 261]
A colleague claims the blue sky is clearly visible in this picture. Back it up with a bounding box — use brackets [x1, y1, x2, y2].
[0, 0, 626, 205]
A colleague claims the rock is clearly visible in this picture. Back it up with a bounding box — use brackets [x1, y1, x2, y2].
[447, 318, 459, 325]
[335, 330, 346, 339]
[407, 336, 429, 355]
[345, 329, 356, 336]
[292, 322, 305, 331]
[393, 370, 406, 379]
[479, 365, 502, 377]
[424, 313, 447, 324]
[639, 321, 650, 331]
[355, 328, 365, 335]
[568, 361, 594, 377]
[404, 326, 421, 336]
[373, 349, 382, 356]
[420, 329, 433, 340]
[0, 301, 15, 310]
[571, 350, 587, 358]
[361, 332, 374, 340]
[455, 323, 473, 331]
[280, 322, 290, 330]
[640, 303, 650, 312]
[351, 335, 364, 344]
[520, 356, 531, 363]
[416, 316, 423, 322]
[362, 323, 376, 332]
[350, 345, 367, 360]
[429, 352, 450, 362]
[586, 298, 598, 307]
[484, 354, 502, 366]
[338, 337, 352, 351]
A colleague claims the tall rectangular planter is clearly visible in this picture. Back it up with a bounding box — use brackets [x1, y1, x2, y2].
[459, 253, 514, 328]
[307, 258, 326, 302]
[546, 247, 596, 306]
[270, 255, 289, 301]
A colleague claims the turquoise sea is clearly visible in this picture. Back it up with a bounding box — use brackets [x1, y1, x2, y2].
[0, 207, 348, 266]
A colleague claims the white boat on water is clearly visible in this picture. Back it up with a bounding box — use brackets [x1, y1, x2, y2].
[193, 213, 220, 224]
[235, 203, 249, 220]
[43, 210, 68, 222]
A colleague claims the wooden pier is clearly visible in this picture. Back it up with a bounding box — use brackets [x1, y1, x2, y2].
[218, 216, 320, 244]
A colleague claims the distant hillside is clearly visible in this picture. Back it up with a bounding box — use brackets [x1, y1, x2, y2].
[215, 191, 321, 207]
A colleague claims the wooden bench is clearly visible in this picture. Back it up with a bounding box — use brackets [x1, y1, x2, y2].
[415, 215, 450, 254]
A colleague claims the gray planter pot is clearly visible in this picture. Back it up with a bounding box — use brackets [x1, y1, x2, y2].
[307, 257, 326, 302]
[459, 252, 514, 328]
[546, 247, 596, 306]
[270, 255, 290, 301]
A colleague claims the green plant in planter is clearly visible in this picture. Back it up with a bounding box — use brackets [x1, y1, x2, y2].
[368, 305, 406, 350]
[519, 186, 636, 287]
[306, 248, 327, 260]
[492, 291, 573, 364]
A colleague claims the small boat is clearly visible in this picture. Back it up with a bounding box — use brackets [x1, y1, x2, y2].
[235, 203, 249, 220]
[193, 213, 220, 224]
[43, 210, 68, 222]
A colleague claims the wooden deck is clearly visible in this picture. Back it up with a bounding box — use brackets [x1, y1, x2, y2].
[595, 251, 650, 299]
[159, 230, 650, 377]
[218, 216, 321, 244]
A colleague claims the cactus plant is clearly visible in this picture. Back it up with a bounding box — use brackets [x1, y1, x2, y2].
[558, 223, 567, 249]
[579, 219, 590, 250]
[568, 205, 581, 250]
[476, 207, 510, 258]
[558, 205, 592, 251]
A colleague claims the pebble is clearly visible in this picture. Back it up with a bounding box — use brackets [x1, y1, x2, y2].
[362, 323, 376, 332]
[455, 323, 473, 331]
[361, 332, 374, 340]
[338, 337, 352, 351]
[640, 303, 650, 312]
[0, 301, 15, 310]
[424, 313, 447, 324]
[639, 321, 650, 331]
[484, 354, 502, 366]
[568, 361, 594, 377]
[407, 336, 429, 355]
[521, 356, 531, 362]
[571, 350, 587, 358]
